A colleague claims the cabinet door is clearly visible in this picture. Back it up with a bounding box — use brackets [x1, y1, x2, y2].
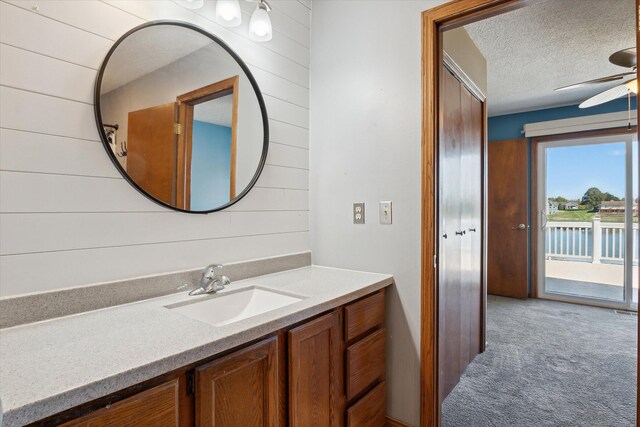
[288, 311, 341, 427]
[196, 336, 279, 427]
[60, 379, 180, 427]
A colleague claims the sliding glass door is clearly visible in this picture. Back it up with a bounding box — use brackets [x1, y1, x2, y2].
[537, 133, 638, 310]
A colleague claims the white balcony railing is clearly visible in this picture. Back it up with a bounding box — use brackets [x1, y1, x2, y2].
[545, 218, 639, 264]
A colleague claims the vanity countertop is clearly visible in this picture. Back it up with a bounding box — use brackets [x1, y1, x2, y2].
[0, 266, 393, 427]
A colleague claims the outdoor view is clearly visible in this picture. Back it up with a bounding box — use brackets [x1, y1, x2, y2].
[544, 140, 638, 306]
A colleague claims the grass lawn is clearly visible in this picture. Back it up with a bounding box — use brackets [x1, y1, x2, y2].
[548, 210, 595, 221]
[547, 209, 632, 223]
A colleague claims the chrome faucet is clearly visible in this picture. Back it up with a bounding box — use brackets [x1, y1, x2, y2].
[189, 264, 231, 296]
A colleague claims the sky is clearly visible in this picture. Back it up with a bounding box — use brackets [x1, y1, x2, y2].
[546, 140, 637, 201]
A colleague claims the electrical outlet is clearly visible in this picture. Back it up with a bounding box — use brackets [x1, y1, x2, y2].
[379, 201, 392, 224]
[353, 203, 365, 224]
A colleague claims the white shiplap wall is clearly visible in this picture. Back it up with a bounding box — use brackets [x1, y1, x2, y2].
[0, 0, 311, 297]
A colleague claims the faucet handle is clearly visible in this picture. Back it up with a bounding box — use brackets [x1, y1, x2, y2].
[204, 264, 223, 278]
[204, 275, 230, 293]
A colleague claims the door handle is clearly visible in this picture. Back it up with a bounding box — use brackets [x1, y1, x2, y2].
[468, 227, 477, 233]
[512, 224, 526, 230]
[455, 230, 466, 236]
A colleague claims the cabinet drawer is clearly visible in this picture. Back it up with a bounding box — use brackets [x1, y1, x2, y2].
[347, 381, 386, 427]
[346, 328, 386, 401]
[344, 291, 385, 342]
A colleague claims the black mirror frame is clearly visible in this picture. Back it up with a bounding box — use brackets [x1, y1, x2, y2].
[94, 20, 269, 214]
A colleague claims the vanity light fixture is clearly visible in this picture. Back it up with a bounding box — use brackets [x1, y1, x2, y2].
[173, 0, 273, 42]
[173, 0, 205, 10]
[215, 0, 242, 27]
[249, 0, 272, 42]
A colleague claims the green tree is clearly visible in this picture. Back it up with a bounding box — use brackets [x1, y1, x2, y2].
[582, 187, 605, 211]
[603, 192, 620, 201]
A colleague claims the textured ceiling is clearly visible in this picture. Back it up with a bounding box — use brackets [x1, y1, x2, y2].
[194, 95, 233, 128]
[101, 25, 212, 93]
[464, 0, 635, 117]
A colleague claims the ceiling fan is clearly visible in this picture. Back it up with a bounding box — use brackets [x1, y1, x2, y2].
[554, 47, 638, 108]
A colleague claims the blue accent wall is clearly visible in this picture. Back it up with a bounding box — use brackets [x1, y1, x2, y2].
[488, 97, 637, 142]
[191, 120, 232, 211]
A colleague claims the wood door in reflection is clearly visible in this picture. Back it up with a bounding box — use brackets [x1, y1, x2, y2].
[127, 102, 178, 206]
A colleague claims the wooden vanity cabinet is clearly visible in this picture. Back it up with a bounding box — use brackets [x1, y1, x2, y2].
[195, 336, 280, 427]
[48, 289, 387, 427]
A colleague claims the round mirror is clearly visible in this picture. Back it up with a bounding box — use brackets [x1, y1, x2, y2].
[95, 21, 268, 213]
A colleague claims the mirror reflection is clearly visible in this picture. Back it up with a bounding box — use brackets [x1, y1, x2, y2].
[97, 23, 267, 212]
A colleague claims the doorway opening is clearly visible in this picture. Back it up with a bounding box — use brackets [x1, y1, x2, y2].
[176, 76, 240, 210]
[421, 0, 639, 425]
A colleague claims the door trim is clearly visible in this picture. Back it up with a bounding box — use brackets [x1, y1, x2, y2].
[442, 51, 486, 102]
[531, 127, 637, 310]
[422, 1, 526, 424]
[420, 0, 639, 425]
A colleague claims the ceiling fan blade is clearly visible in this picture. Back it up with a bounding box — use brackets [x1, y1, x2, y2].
[609, 47, 636, 69]
[555, 72, 635, 91]
[579, 82, 630, 108]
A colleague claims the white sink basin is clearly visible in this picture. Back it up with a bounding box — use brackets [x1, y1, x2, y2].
[166, 287, 304, 327]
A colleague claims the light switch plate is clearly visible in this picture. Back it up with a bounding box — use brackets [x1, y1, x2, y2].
[353, 203, 365, 224]
[379, 201, 392, 224]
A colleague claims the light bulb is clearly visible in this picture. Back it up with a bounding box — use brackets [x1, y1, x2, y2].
[216, 0, 241, 27]
[250, 5, 272, 41]
[626, 79, 638, 94]
[172, 0, 204, 9]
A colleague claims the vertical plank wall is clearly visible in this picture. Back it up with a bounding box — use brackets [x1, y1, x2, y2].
[0, 0, 311, 297]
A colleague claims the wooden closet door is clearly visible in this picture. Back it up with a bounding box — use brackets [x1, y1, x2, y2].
[460, 85, 483, 371]
[439, 66, 463, 400]
[439, 65, 484, 402]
